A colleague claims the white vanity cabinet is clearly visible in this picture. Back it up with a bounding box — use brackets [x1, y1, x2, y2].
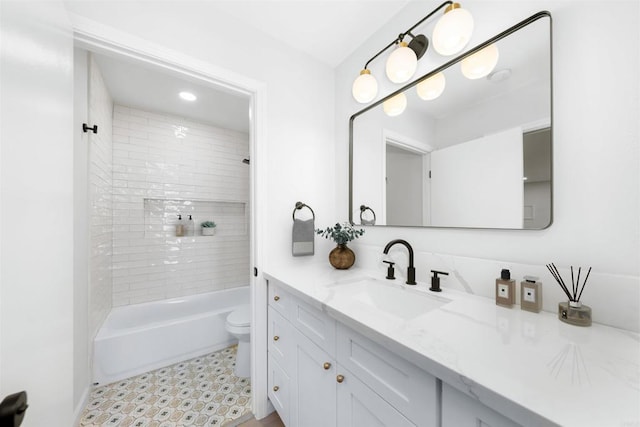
[441, 383, 521, 427]
[267, 279, 438, 427]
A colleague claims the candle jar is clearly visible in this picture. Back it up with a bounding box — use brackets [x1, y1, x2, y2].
[558, 301, 592, 327]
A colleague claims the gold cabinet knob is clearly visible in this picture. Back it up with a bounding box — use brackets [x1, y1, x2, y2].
[273, 335, 279, 341]
[274, 295, 280, 301]
[336, 374, 345, 383]
[273, 386, 279, 392]
[323, 362, 331, 370]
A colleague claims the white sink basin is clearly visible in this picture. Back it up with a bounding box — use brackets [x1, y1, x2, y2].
[328, 277, 450, 321]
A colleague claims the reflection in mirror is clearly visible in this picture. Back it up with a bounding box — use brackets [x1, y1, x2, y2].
[350, 12, 552, 229]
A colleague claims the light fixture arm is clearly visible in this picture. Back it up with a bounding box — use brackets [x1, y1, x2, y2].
[362, 0, 453, 70]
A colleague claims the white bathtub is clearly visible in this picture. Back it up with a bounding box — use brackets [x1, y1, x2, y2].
[93, 286, 249, 385]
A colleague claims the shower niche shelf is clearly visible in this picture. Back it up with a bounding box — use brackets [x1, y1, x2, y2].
[143, 198, 247, 239]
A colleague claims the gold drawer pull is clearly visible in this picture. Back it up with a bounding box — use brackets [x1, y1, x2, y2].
[336, 374, 345, 383]
[323, 362, 331, 370]
[273, 386, 279, 392]
[274, 295, 280, 301]
[273, 335, 279, 341]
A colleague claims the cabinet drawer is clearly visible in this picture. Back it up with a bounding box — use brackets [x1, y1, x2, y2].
[290, 295, 336, 356]
[268, 280, 292, 317]
[442, 383, 521, 427]
[268, 355, 290, 427]
[268, 306, 293, 369]
[337, 324, 437, 427]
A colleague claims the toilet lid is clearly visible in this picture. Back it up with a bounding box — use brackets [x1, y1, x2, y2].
[227, 304, 251, 327]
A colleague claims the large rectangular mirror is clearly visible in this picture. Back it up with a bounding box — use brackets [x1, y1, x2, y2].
[350, 12, 552, 229]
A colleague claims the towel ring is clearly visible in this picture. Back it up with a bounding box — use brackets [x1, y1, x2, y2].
[360, 205, 376, 225]
[292, 201, 315, 221]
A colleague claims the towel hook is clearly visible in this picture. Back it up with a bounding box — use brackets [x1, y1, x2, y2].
[360, 205, 376, 225]
[292, 201, 315, 221]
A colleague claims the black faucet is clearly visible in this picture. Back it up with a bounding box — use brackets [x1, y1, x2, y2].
[382, 239, 416, 285]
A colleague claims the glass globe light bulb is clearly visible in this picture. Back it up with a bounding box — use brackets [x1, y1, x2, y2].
[385, 42, 418, 84]
[433, 4, 474, 56]
[461, 44, 499, 79]
[382, 92, 407, 117]
[352, 69, 378, 103]
[416, 72, 446, 100]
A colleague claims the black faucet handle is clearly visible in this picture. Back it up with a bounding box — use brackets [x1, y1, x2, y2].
[383, 260, 395, 280]
[430, 270, 449, 292]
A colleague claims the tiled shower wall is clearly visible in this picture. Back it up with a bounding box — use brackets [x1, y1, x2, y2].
[111, 105, 250, 306]
[88, 55, 114, 336]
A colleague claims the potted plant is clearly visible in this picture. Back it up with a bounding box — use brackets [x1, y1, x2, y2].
[316, 222, 365, 269]
[201, 221, 217, 236]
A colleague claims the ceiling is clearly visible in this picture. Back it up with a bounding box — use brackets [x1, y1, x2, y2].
[92, 52, 251, 133]
[203, 1, 411, 67]
[86, 1, 412, 133]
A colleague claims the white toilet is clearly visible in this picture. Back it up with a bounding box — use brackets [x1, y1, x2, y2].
[225, 304, 251, 378]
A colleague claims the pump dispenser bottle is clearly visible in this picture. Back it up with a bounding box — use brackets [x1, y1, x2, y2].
[495, 269, 515, 307]
[176, 214, 185, 237]
[187, 214, 195, 236]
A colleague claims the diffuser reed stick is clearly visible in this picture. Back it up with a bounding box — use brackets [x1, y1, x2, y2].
[546, 263, 592, 303]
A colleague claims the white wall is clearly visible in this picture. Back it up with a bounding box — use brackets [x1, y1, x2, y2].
[111, 105, 250, 305]
[430, 127, 523, 228]
[0, 2, 75, 425]
[336, 1, 639, 331]
[88, 55, 114, 342]
[73, 47, 90, 418]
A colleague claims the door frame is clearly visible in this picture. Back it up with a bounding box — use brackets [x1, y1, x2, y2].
[381, 129, 433, 226]
[70, 14, 270, 418]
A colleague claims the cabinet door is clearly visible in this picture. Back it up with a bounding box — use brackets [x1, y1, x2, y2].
[337, 367, 415, 427]
[441, 383, 521, 427]
[268, 355, 291, 427]
[291, 328, 337, 427]
[337, 324, 437, 426]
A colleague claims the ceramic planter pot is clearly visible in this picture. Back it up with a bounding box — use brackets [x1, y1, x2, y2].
[329, 244, 355, 269]
[202, 227, 216, 236]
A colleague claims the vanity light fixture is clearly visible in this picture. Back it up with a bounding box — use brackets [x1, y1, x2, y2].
[352, 70, 378, 103]
[432, 3, 474, 56]
[352, 1, 473, 104]
[179, 91, 197, 101]
[461, 43, 499, 79]
[416, 72, 446, 100]
[382, 92, 407, 117]
[386, 42, 418, 84]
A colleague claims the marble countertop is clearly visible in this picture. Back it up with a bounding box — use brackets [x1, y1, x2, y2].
[264, 264, 640, 427]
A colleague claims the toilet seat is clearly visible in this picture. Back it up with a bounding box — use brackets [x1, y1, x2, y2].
[227, 304, 251, 328]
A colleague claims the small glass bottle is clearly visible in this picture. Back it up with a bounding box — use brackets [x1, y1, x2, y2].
[495, 269, 515, 307]
[520, 276, 542, 313]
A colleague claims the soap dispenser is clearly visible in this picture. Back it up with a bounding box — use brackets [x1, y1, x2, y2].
[187, 214, 195, 236]
[495, 269, 515, 307]
[176, 214, 185, 237]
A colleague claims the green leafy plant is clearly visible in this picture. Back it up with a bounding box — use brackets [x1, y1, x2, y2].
[201, 221, 217, 228]
[316, 222, 365, 245]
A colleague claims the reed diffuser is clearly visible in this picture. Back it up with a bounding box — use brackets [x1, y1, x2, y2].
[546, 263, 592, 326]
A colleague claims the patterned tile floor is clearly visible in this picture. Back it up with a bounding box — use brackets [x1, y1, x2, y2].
[79, 346, 251, 427]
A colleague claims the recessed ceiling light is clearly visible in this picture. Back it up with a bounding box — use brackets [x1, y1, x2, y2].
[179, 91, 197, 101]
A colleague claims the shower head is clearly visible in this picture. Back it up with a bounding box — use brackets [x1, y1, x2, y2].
[242, 158, 250, 165]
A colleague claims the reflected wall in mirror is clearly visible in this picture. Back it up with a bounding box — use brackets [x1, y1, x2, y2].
[350, 12, 552, 229]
